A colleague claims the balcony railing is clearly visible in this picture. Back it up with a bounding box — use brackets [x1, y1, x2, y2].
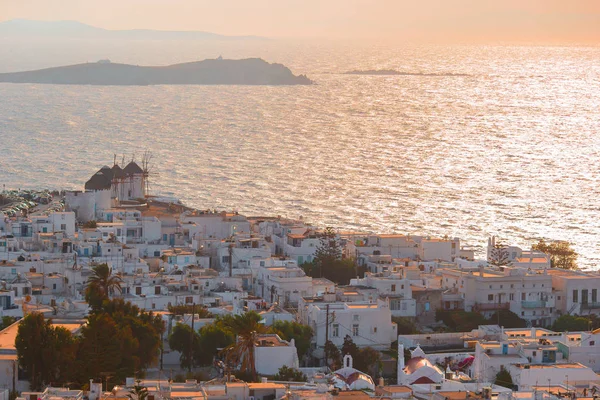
[473, 302, 510, 311]
[522, 300, 546, 309]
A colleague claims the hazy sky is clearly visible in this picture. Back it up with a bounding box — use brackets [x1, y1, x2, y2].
[3, 0, 600, 42]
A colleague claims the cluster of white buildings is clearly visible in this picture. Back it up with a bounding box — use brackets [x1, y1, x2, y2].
[3, 162, 600, 398]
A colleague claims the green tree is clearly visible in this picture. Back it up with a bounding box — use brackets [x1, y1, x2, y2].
[532, 240, 577, 270]
[324, 340, 342, 370]
[393, 317, 419, 334]
[341, 335, 360, 359]
[488, 239, 512, 267]
[488, 310, 527, 328]
[168, 304, 212, 318]
[0, 316, 17, 330]
[101, 299, 165, 370]
[50, 326, 79, 386]
[314, 227, 342, 270]
[354, 347, 382, 378]
[15, 313, 55, 390]
[271, 320, 313, 360]
[273, 366, 308, 382]
[436, 310, 488, 332]
[77, 313, 130, 386]
[552, 315, 591, 332]
[85, 263, 123, 310]
[196, 324, 234, 366]
[494, 367, 514, 389]
[218, 312, 268, 381]
[83, 220, 98, 229]
[168, 323, 200, 371]
[127, 385, 148, 400]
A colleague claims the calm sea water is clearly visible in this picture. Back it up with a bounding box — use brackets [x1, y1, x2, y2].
[1, 39, 599, 265]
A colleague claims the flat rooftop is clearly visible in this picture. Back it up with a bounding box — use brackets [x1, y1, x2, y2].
[0, 320, 84, 352]
[514, 363, 586, 369]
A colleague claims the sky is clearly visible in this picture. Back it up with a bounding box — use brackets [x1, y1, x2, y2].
[2, 0, 600, 43]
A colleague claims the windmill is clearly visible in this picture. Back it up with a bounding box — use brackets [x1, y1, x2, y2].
[141, 150, 157, 197]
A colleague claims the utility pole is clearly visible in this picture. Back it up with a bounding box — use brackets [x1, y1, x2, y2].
[188, 303, 195, 372]
[228, 244, 234, 277]
[324, 304, 330, 367]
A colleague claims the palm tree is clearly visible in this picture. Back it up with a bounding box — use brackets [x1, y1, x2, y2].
[88, 263, 123, 299]
[219, 312, 268, 381]
[127, 384, 148, 400]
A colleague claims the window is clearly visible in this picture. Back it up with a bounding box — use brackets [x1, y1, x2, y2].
[533, 351, 537, 357]
[60, 224, 66, 231]
[591, 341, 595, 346]
[573, 290, 579, 303]
[136, 287, 142, 295]
[558, 296, 562, 301]
[521, 311, 525, 316]
[332, 324, 339, 337]
[353, 315, 359, 321]
[500, 285, 503, 289]
[205, 281, 210, 287]
[510, 293, 514, 301]
[511, 284, 514, 288]
[352, 324, 359, 336]
[593, 289, 598, 303]
[401, 284, 404, 289]
[522, 293, 526, 301]
[488, 294, 494, 301]
[391, 284, 396, 292]
[374, 327, 378, 333]
[185, 296, 193, 304]
[533, 284, 536, 288]
[489, 285, 492, 289]
[53, 283, 57, 290]
[260, 261, 265, 267]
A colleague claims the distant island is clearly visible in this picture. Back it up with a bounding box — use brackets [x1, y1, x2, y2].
[0, 19, 267, 41]
[0, 58, 313, 86]
[345, 69, 470, 77]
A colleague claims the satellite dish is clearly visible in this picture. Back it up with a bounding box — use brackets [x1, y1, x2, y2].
[25, 295, 32, 303]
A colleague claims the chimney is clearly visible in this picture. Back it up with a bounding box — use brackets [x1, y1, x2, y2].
[378, 377, 385, 386]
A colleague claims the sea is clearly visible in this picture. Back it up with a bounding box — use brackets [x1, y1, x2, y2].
[1, 38, 599, 265]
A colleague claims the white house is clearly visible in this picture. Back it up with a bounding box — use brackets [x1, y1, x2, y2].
[255, 263, 313, 307]
[547, 269, 600, 316]
[254, 334, 299, 375]
[472, 341, 529, 383]
[438, 266, 555, 327]
[350, 272, 417, 317]
[508, 362, 600, 391]
[299, 296, 397, 355]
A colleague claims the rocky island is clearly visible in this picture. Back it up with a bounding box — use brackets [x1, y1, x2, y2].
[0, 57, 313, 85]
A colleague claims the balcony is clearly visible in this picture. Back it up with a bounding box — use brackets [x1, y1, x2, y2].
[522, 300, 546, 309]
[473, 302, 510, 311]
[581, 302, 600, 309]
